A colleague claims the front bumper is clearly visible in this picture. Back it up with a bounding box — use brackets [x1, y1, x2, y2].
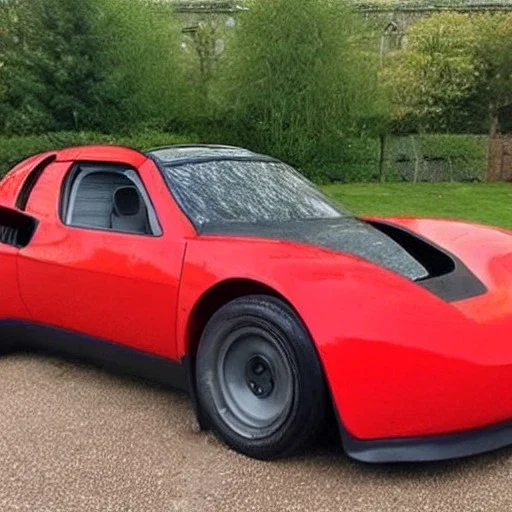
[341, 418, 512, 463]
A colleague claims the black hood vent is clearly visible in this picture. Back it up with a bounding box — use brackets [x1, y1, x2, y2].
[201, 217, 487, 302]
[202, 217, 429, 281]
[369, 220, 486, 302]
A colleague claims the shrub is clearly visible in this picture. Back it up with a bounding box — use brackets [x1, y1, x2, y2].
[0, 0, 187, 134]
[302, 134, 488, 183]
[212, 0, 389, 168]
[418, 134, 488, 162]
[381, 12, 479, 133]
[382, 12, 512, 136]
[92, 0, 189, 132]
[384, 134, 488, 182]
[0, 0, 111, 134]
[474, 13, 512, 136]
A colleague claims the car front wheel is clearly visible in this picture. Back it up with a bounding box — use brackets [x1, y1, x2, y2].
[195, 295, 326, 460]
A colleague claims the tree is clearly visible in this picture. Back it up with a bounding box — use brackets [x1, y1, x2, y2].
[92, 0, 188, 132]
[0, 0, 187, 134]
[382, 12, 512, 136]
[0, 0, 106, 133]
[0, 0, 51, 133]
[381, 12, 480, 133]
[475, 14, 512, 136]
[216, 0, 388, 169]
[0, 2, 10, 104]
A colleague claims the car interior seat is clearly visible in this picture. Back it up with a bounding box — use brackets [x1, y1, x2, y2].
[111, 186, 150, 235]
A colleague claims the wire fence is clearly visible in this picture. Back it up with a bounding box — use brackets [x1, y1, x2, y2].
[316, 135, 490, 183]
[385, 136, 488, 182]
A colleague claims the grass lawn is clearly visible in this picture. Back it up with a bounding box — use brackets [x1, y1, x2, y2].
[322, 183, 512, 229]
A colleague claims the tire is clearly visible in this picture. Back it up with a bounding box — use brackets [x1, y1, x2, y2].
[0, 337, 15, 355]
[195, 295, 326, 460]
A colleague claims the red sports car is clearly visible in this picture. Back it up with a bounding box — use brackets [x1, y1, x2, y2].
[0, 144, 511, 463]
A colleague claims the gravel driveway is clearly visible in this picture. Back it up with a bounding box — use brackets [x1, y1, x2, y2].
[1, 354, 511, 512]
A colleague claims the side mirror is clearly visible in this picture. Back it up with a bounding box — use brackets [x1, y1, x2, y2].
[113, 186, 141, 217]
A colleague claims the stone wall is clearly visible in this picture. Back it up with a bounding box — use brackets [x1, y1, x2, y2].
[171, 1, 512, 35]
[359, 2, 512, 33]
[170, 1, 512, 59]
[171, 1, 243, 32]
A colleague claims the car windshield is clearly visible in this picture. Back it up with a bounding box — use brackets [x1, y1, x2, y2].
[160, 159, 350, 228]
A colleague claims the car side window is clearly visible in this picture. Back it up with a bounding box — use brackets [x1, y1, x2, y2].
[62, 164, 162, 236]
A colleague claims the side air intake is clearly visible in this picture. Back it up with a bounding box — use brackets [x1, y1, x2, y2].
[0, 205, 38, 248]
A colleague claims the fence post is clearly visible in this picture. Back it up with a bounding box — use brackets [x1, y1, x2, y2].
[378, 133, 386, 182]
[411, 135, 420, 183]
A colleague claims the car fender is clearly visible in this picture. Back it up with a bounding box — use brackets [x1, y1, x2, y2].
[176, 234, 512, 441]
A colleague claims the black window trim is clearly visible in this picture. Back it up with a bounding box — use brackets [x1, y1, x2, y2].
[16, 154, 57, 211]
[60, 162, 163, 237]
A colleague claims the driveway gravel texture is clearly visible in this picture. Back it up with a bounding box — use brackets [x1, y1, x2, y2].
[0, 353, 511, 512]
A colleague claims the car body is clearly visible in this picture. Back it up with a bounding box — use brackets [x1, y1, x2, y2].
[1, 143, 512, 463]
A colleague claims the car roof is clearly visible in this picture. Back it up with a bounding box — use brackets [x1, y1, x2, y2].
[54, 145, 148, 166]
[3, 143, 279, 193]
[146, 144, 279, 167]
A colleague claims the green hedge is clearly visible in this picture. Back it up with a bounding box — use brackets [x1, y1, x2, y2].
[417, 134, 488, 162]
[307, 134, 489, 183]
[387, 134, 488, 182]
[311, 138, 381, 182]
[0, 131, 197, 176]
[0, 131, 489, 183]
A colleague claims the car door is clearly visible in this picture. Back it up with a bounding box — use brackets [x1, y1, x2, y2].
[17, 154, 191, 360]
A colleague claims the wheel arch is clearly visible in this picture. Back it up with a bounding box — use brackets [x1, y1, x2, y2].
[184, 278, 295, 363]
[183, 278, 338, 439]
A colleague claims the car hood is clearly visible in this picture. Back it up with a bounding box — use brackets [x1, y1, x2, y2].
[200, 217, 429, 281]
